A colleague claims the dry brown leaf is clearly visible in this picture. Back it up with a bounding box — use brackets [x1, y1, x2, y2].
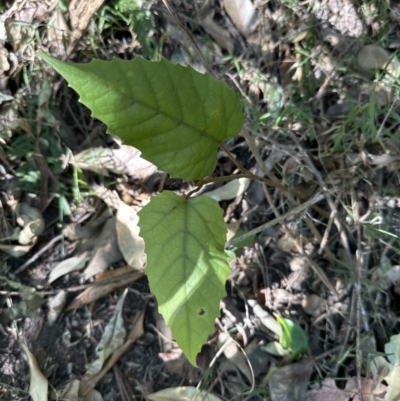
[86, 290, 128, 375]
[48, 252, 91, 284]
[83, 217, 123, 280]
[223, 0, 257, 37]
[247, 299, 282, 337]
[5, 18, 35, 52]
[79, 307, 146, 398]
[47, 290, 67, 325]
[66, 267, 143, 310]
[69, 0, 105, 32]
[21, 341, 48, 401]
[268, 359, 314, 401]
[116, 204, 146, 270]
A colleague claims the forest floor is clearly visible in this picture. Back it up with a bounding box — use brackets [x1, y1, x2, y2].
[1, 0, 400, 400]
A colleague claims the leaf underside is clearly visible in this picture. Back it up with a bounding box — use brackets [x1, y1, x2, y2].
[39, 52, 244, 182]
[138, 191, 230, 365]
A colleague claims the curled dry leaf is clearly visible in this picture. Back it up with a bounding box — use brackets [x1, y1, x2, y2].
[66, 266, 144, 310]
[223, 0, 257, 37]
[146, 386, 223, 401]
[0, 45, 10, 74]
[83, 217, 123, 280]
[21, 341, 48, 401]
[116, 203, 146, 270]
[79, 307, 146, 398]
[47, 7, 70, 55]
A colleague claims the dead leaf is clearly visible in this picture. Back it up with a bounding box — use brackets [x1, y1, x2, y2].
[358, 45, 400, 77]
[5, 18, 35, 52]
[0, 243, 34, 257]
[146, 386, 223, 401]
[48, 252, 91, 284]
[202, 178, 250, 201]
[83, 217, 123, 280]
[385, 334, 400, 401]
[16, 203, 45, 245]
[66, 266, 143, 310]
[21, 341, 48, 401]
[79, 307, 146, 398]
[47, 7, 70, 55]
[57, 379, 104, 401]
[86, 289, 128, 375]
[223, 0, 257, 37]
[268, 359, 314, 401]
[197, 6, 234, 54]
[247, 299, 282, 337]
[69, 0, 105, 32]
[72, 146, 157, 178]
[47, 290, 67, 325]
[0, 45, 10, 74]
[218, 332, 252, 382]
[116, 204, 146, 270]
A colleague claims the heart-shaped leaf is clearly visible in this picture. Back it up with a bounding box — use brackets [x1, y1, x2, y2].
[38, 52, 244, 182]
[138, 191, 230, 365]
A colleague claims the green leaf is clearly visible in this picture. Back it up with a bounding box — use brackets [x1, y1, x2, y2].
[275, 315, 308, 358]
[38, 52, 244, 182]
[138, 191, 230, 365]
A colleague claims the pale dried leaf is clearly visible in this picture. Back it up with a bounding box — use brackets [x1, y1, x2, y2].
[21, 342, 48, 401]
[73, 146, 156, 178]
[146, 386, 222, 401]
[223, 0, 257, 37]
[48, 252, 91, 284]
[358, 45, 391, 70]
[116, 204, 146, 270]
[247, 299, 282, 337]
[277, 232, 297, 253]
[218, 332, 252, 382]
[79, 308, 145, 398]
[86, 290, 128, 375]
[0, 45, 10, 74]
[17, 203, 45, 244]
[287, 24, 310, 43]
[198, 14, 234, 53]
[202, 178, 250, 202]
[47, 290, 67, 325]
[384, 334, 400, 401]
[262, 341, 291, 357]
[5, 18, 35, 52]
[83, 217, 123, 280]
[69, 0, 106, 32]
[47, 7, 70, 54]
